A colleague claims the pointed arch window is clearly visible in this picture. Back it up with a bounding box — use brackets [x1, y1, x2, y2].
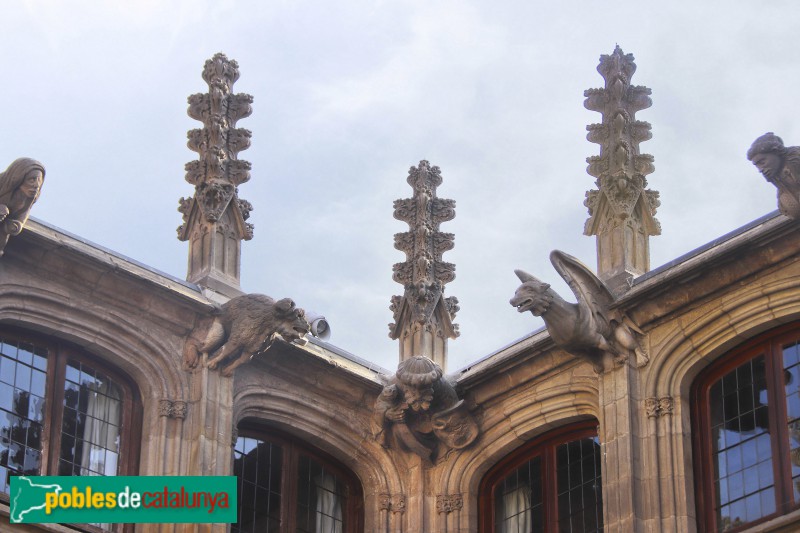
[479, 421, 603, 533]
[0, 327, 141, 531]
[692, 323, 800, 532]
[233, 424, 363, 533]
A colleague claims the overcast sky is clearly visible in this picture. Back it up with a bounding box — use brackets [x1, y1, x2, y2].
[2, 1, 798, 372]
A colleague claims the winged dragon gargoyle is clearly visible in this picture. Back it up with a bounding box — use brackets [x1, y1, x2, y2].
[510, 250, 647, 371]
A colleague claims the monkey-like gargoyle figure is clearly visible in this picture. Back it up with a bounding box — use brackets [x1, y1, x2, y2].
[510, 250, 647, 372]
[183, 294, 310, 377]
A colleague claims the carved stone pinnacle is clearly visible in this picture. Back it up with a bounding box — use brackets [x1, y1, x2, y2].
[178, 53, 255, 296]
[584, 46, 660, 292]
[389, 161, 459, 370]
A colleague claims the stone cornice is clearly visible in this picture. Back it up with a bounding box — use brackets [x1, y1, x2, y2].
[18, 218, 212, 310]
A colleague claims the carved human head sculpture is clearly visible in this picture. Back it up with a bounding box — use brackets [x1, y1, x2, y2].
[748, 132, 786, 182]
[0, 158, 46, 256]
[395, 356, 443, 412]
[0, 158, 45, 205]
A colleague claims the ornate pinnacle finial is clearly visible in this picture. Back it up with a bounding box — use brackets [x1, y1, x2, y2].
[177, 53, 254, 297]
[389, 161, 459, 370]
[583, 47, 660, 292]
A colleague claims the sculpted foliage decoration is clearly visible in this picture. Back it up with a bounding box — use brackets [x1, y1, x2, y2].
[178, 53, 254, 291]
[583, 46, 660, 285]
[373, 356, 478, 462]
[0, 158, 45, 257]
[510, 250, 647, 372]
[178, 53, 254, 241]
[747, 132, 800, 219]
[389, 161, 459, 348]
[184, 294, 310, 377]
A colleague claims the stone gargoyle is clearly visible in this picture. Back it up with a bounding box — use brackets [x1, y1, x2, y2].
[373, 355, 478, 463]
[0, 158, 45, 257]
[747, 132, 800, 219]
[510, 250, 647, 372]
[183, 294, 310, 376]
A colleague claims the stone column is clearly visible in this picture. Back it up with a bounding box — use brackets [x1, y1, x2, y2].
[598, 363, 648, 532]
[177, 358, 233, 533]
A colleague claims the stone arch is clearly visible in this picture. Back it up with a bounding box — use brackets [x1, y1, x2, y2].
[435, 364, 600, 530]
[645, 276, 800, 399]
[0, 283, 188, 404]
[0, 282, 192, 477]
[233, 381, 404, 533]
[637, 275, 800, 529]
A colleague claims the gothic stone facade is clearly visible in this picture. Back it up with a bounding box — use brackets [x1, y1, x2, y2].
[2, 50, 800, 533]
[0, 211, 799, 533]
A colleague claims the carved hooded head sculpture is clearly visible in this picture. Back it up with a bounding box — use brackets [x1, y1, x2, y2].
[0, 157, 46, 256]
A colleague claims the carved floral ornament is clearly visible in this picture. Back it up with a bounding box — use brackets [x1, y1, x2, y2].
[389, 161, 459, 342]
[436, 494, 463, 514]
[378, 494, 406, 513]
[510, 250, 648, 372]
[178, 53, 254, 242]
[645, 396, 674, 418]
[158, 399, 188, 419]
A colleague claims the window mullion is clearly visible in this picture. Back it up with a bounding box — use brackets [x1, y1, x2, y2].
[701, 379, 719, 533]
[44, 348, 67, 475]
[282, 444, 298, 533]
[767, 339, 794, 514]
[545, 445, 558, 533]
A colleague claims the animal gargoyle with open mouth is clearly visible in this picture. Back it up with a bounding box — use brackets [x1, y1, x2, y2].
[510, 250, 647, 372]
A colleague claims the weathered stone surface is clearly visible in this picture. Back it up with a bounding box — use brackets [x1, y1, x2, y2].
[6, 46, 800, 533]
[373, 355, 478, 462]
[511, 250, 647, 371]
[389, 160, 459, 370]
[584, 46, 660, 291]
[748, 132, 800, 219]
[184, 293, 310, 376]
[0, 158, 44, 257]
[178, 53, 254, 297]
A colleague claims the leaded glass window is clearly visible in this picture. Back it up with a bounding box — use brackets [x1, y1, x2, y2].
[0, 337, 47, 491]
[0, 328, 140, 533]
[481, 421, 602, 533]
[694, 324, 800, 532]
[233, 427, 362, 533]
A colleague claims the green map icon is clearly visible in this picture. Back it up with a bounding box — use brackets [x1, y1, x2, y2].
[10, 476, 63, 523]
